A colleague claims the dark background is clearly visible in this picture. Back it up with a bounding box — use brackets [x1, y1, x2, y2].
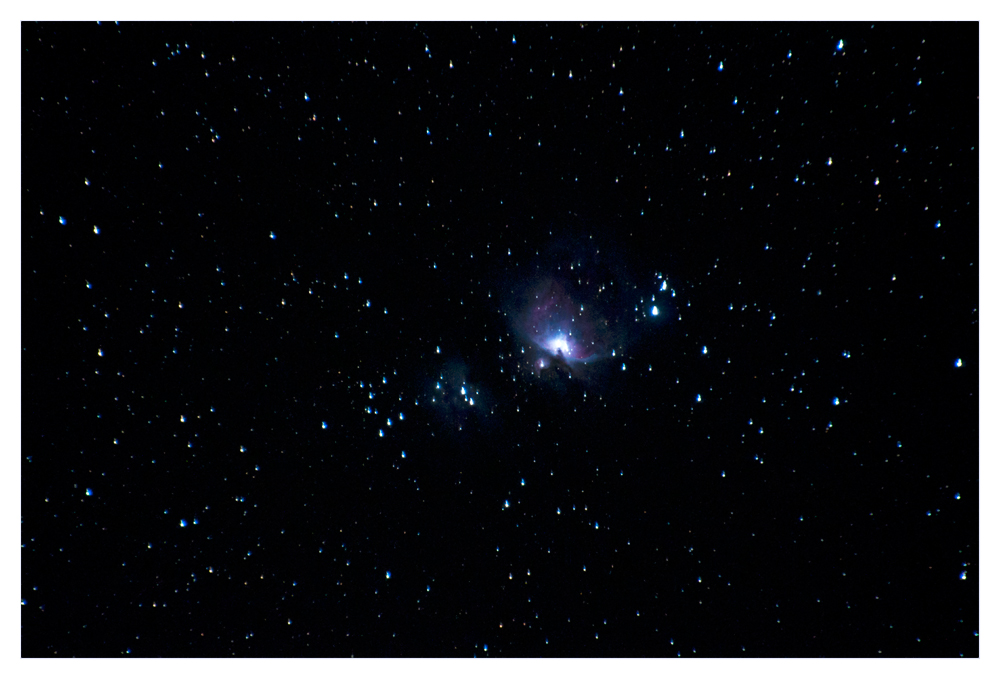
[21, 21, 978, 657]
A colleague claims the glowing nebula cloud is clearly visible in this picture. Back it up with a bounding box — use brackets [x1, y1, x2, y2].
[523, 277, 605, 363]
[498, 227, 660, 387]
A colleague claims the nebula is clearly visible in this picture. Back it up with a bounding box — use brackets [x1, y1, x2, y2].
[507, 237, 635, 378]
[522, 277, 605, 363]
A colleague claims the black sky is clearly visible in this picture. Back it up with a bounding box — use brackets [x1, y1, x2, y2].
[21, 21, 979, 658]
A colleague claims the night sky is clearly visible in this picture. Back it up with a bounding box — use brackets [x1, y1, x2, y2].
[21, 21, 979, 658]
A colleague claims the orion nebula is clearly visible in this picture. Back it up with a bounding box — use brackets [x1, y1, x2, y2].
[505, 233, 642, 383]
[521, 277, 611, 365]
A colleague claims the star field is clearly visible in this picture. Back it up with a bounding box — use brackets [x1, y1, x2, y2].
[21, 21, 978, 659]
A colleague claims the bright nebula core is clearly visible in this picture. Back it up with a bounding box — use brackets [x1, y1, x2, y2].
[545, 334, 571, 357]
